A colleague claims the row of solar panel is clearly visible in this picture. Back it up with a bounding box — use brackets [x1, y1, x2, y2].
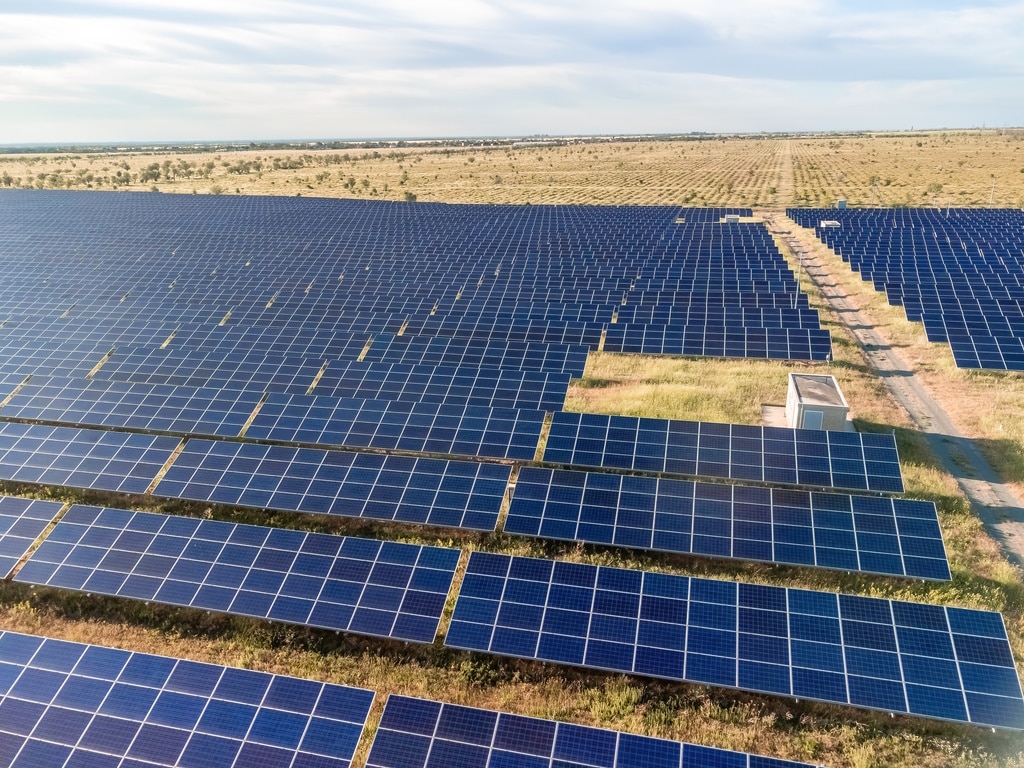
[5, 273, 817, 300]
[0, 629, 819, 768]
[0, 294, 815, 341]
[93, 354, 575, 411]
[0, 329, 590, 378]
[0, 325, 823, 398]
[0, 265, 801, 289]
[401, 317, 831, 359]
[830, 243, 1024, 263]
[19, 253, 796, 277]
[0, 291, 815, 340]
[506, 468, 948, 580]
[602, 325, 832, 360]
[543, 412, 904, 493]
[0, 500, 1015, 729]
[252, 301, 818, 327]
[447, 552, 1024, 730]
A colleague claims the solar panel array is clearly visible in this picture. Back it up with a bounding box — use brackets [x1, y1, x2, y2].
[0, 497, 64, 579]
[506, 468, 949, 579]
[367, 694, 819, 768]
[2, 191, 1015, 738]
[1, 376, 264, 438]
[787, 207, 1024, 369]
[0, 192, 827, 371]
[16, 506, 461, 644]
[543, 412, 905, 493]
[446, 552, 1024, 729]
[0, 422, 179, 495]
[0, 629, 375, 768]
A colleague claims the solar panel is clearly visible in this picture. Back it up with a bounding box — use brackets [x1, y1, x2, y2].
[505, 467, 949, 580]
[0, 376, 263, 438]
[603, 325, 833, 361]
[314, 360, 572, 412]
[0, 377, 546, 463]
[366, 694, 819, 768]
[0, 628, 374, 767]
[0, 339, 111, 380]
[154, 440, 511, 531]
[0, 496, 64, 579]
[95, 348, 324, 393]
[445, 552, 1024, 729]
[16, 506, 460, 643]
[543, 412, 905, 493]
[363, 335, 590, 377]
[0, 422, 179, 495]
[247, 394, 545, 461]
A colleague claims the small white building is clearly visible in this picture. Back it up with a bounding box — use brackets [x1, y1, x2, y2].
[786, 373, 849, 431]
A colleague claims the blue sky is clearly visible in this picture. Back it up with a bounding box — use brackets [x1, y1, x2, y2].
[2, 1, 1023, 143]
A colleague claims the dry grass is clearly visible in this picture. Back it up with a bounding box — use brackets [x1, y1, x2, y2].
[789, 131, 1024, 208]
[3, 130, 1024, 209]
[2, 131, 1024, 766]
[0, 139, 784, 206]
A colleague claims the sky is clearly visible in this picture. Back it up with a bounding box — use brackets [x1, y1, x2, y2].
[2, 1, 1023, 143]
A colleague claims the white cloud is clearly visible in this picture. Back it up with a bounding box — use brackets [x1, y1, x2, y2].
[1, 1, 1022, 142]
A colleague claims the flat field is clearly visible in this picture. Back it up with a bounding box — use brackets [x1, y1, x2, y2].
[2, 132, 1024, 767]
[3, 130, 1024, 207]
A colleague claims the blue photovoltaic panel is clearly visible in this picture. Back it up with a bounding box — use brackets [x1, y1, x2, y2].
[0, 629, 374, 767]
[363, 335, 590, 377]
[445, 552, 1024, 730]
[0, 422, 179, 494]
[0, 496, 64, 579]
[0, 376, 22, 403]
[314, 360, 572, 412]
[366, 694, 819, 768]
[505, 468, 949, 580]
[16, 506, 460, 643]
[603, 325, 833, 361]
[543, 412, 904, 493]
[402, 315, 607, 349]
[246, 394, 545, 461]
[93, 347, 325, 393]
[0, 339, 111, 380]
[154, 440, 511, 531]
[165, 324, 373, 360]
[0, 376, 263, 438]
